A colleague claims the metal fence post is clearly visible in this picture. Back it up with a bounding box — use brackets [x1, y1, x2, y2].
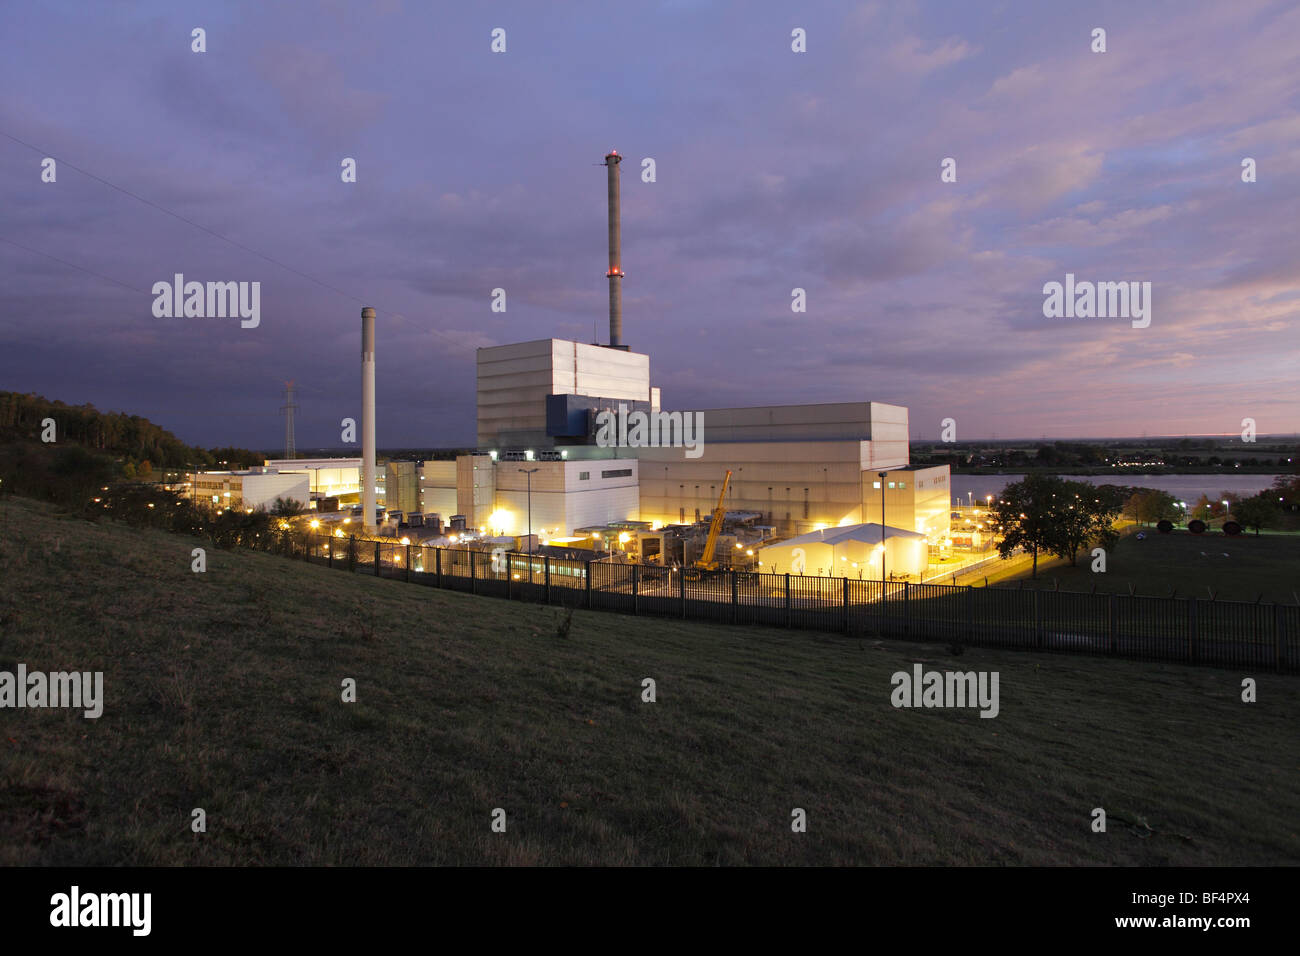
[679, 566, 687, 619]
[505, 552, 512, 600]
[904, 581, 910, 637]
[1033, 588, 1041, 648]
[470, 548, 476, 594]
[843, 576, 850, 634]
[1188, 597, 1197, 663]
[405, 544, 412, 583]
[1274, 602, 1282, 672]
[966, 584, 974, 640]
[784, 574, 791, 628]
[585, 560, 592, 609]
[374, 541, 381, 576]
[544, 555, 551, 605]
[348, 535, 356, 573]
[1108, 592, 1117, 655]
[732, 571, 739, 625]
[328, 538, 334, 570]
[631, 563, 639, 615]
[435, 546, 443, 588]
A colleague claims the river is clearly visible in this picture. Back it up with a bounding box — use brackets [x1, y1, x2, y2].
[949, 473, 1283, 507]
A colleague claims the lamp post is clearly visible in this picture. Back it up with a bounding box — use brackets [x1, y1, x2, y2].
[878, 471, 888, 585]
[520, 467, 539, 578]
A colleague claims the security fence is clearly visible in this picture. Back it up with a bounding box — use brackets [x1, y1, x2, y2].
[264, 533, 1298, 673]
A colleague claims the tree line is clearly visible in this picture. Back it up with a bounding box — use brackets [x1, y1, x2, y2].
[0, 391, 261, 469]
[991, 474, 1299, 577]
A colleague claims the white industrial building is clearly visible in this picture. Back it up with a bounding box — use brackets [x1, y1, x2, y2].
[757, 523, 929, 580]
[187, 468, 310, 512]
[465, 336, 950, 545]
[262, 457, 362, 500]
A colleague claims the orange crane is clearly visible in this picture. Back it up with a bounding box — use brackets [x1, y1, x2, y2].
[694, 470, 733, 571]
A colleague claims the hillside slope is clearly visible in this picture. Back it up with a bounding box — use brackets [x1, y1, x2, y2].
[1, 496, 1297, 865]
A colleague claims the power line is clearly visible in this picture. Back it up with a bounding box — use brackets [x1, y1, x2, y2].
[0, 235, 152, 296]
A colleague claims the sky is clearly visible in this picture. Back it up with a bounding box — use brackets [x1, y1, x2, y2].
[1, 0, 1297, 448]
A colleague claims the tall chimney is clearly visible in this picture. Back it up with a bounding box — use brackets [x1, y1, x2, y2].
[604, 150, 623, 348]
[361, 307, 377, 532]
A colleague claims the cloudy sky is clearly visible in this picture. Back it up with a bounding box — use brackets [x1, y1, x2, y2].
[2, 0, 1297, 447]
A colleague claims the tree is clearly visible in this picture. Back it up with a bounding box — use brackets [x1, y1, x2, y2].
[139, 459, 153, 479]
[1234, 494, 1278, 535]
[1052, 480, 1121, 566]
[992, 474, 1069, 578]
[1191, 494, 1214, 521]
[1124, 489, 1179, 526]
[123, 461, 137, 479]
[270, 497, 307, 517]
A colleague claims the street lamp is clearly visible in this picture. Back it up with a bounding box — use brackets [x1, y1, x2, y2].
[520, 467, 540, 576]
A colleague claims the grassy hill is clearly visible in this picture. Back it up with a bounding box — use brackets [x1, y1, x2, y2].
[1, 495, 1297, 865]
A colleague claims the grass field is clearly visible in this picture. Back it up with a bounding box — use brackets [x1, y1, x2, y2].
[1007, 528, 1300, 603]
[1, 495, 1298, 865]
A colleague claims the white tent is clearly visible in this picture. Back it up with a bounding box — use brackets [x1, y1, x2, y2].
[758, 523, 928, 579]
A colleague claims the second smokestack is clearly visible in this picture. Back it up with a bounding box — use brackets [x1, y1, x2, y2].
[604, 150, 623, 349]
[361, 307, 376, 533]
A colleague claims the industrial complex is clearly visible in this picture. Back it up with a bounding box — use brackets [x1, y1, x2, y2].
[184, 150, 952, 581]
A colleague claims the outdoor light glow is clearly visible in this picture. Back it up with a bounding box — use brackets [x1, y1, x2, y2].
[746, 549, 753, 556]
[448, 534, 458, 543]
[618, 532, 631, 544]
[400, 536, 410, 545]
[310, 519, 320, 529]
[488, 509, 511, 532]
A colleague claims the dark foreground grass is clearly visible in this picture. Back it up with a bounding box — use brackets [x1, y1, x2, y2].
[1, 496, 1297, 865]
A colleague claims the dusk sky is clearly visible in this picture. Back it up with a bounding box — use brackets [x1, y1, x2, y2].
[2, 0, 1297, 448]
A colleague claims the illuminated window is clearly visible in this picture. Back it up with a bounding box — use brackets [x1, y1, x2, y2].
[872, 481, 881, 489]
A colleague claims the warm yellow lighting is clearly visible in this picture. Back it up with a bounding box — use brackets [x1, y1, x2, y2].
[488, 509, 511, 532]
[400, 536, 410, 545]
[618, 532, 631, 544]
[334, 530, 344, 538]
[449, 534, 458, 543]
[746, 549, 753, 556]
[310, 519, 320, 529]
[837, 516, 853, 527]
[813, 523, 828, 531]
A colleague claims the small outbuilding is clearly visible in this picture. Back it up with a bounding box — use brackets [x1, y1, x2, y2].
[758, 523, 928, 580]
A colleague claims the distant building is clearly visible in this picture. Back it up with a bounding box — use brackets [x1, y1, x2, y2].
[187, 468, 309, 512]
[263, 458, 362, 501]
[385, 460, 420, 514]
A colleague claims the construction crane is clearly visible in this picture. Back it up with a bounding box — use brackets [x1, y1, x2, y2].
[694, 470, 733, 571]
